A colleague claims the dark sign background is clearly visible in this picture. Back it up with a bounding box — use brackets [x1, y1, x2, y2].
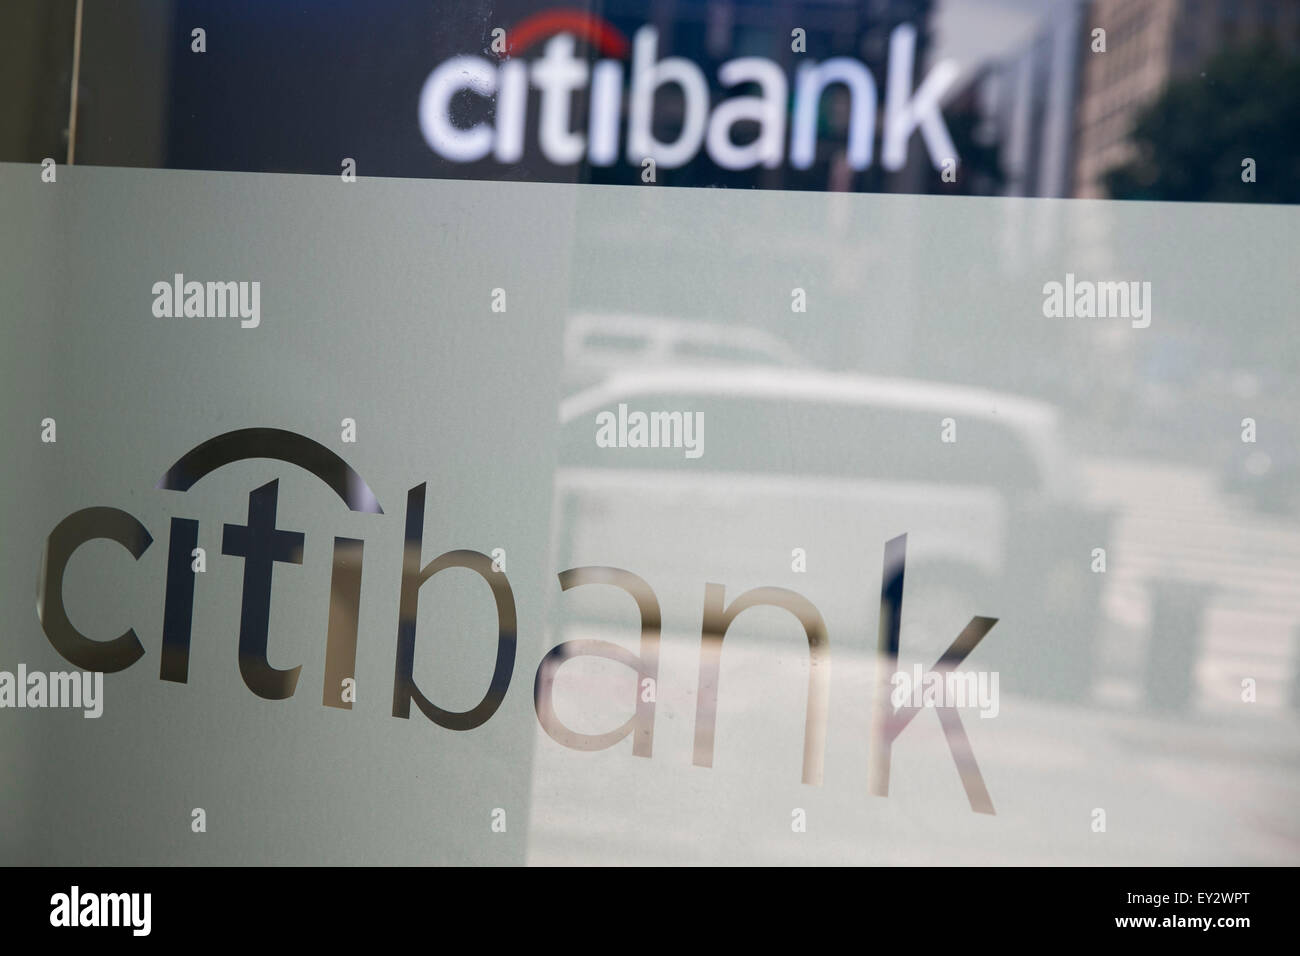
[4, 0, 1298, 201]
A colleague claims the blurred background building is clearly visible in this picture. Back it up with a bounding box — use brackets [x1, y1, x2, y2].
[1073, 0, 1300, 198]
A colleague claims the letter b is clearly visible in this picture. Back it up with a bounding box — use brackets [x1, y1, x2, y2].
[392, 483, 517, 729]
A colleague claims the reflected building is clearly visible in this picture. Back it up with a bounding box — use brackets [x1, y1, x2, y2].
[1073, 0, 1300, 198]
[931, 0, 1087, 199]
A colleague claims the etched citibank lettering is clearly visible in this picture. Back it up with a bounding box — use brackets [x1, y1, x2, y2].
[37, 428, 999, 813]
[151, 273, 261, 328]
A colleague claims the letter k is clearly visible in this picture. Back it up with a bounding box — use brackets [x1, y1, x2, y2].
[868, 534, 997, 814]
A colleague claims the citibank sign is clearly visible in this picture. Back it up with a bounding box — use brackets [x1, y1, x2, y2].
[418, 10, 959, 173]
[37, 428, 999, 813]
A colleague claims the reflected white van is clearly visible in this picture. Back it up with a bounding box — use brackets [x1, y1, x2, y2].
[555, 366, 1108, 700]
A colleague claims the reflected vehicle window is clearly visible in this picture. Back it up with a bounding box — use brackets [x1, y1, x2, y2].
[673, 341, 797, 365]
